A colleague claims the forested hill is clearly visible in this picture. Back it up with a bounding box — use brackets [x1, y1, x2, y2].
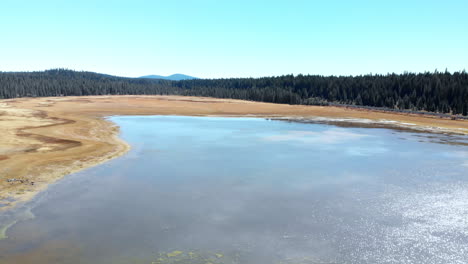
[1, 69, 467, 115]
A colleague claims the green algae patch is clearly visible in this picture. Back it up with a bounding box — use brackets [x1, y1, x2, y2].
[166, 250, 183, 257]
[152, 250, 323, 264]
[153, 250, 230, 264]
[0, 206, 35, 240]
[0, 220, 17, 240]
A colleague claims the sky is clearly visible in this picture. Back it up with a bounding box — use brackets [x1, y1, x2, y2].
[0, 0, 467, 78]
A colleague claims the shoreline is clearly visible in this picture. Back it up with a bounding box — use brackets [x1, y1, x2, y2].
[1, 95, 468, 214]
[270, 116, 468, 135]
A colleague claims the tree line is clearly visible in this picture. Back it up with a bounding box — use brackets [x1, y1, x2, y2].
[1, 68, 467, 115]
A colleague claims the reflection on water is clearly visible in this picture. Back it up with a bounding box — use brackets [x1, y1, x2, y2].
[1, 116, 468, 264]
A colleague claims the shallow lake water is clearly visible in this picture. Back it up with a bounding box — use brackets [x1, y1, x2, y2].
[1, 116, 468, 264]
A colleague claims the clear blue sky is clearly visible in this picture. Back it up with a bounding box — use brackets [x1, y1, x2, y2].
[1, 0, 467, 78]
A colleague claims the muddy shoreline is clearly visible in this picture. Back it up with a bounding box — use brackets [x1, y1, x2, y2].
[1, 95, 468, 213]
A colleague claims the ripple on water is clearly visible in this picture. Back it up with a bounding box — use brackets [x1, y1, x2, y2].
[347, 182, 468, 264]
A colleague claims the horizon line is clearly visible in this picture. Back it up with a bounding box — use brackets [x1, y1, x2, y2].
[1, 67, 467, 79]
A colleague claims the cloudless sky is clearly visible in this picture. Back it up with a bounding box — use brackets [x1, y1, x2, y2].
[1, 0, 467, 78]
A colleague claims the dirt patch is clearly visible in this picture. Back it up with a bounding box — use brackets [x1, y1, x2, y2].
[164, 98, 236, 104]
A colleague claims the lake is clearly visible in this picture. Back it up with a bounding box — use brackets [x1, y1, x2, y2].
[1, 116, 468, 264]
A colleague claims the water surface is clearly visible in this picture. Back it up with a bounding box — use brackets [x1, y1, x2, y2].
[1, 116, 468, 264]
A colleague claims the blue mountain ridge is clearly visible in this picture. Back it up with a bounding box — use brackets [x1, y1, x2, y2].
[139, 74, 197, 81]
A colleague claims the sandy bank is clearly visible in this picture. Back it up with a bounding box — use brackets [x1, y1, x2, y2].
[1, 95, 468, 211]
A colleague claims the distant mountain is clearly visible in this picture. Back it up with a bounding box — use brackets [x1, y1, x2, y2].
[139, 74, 197, 81]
